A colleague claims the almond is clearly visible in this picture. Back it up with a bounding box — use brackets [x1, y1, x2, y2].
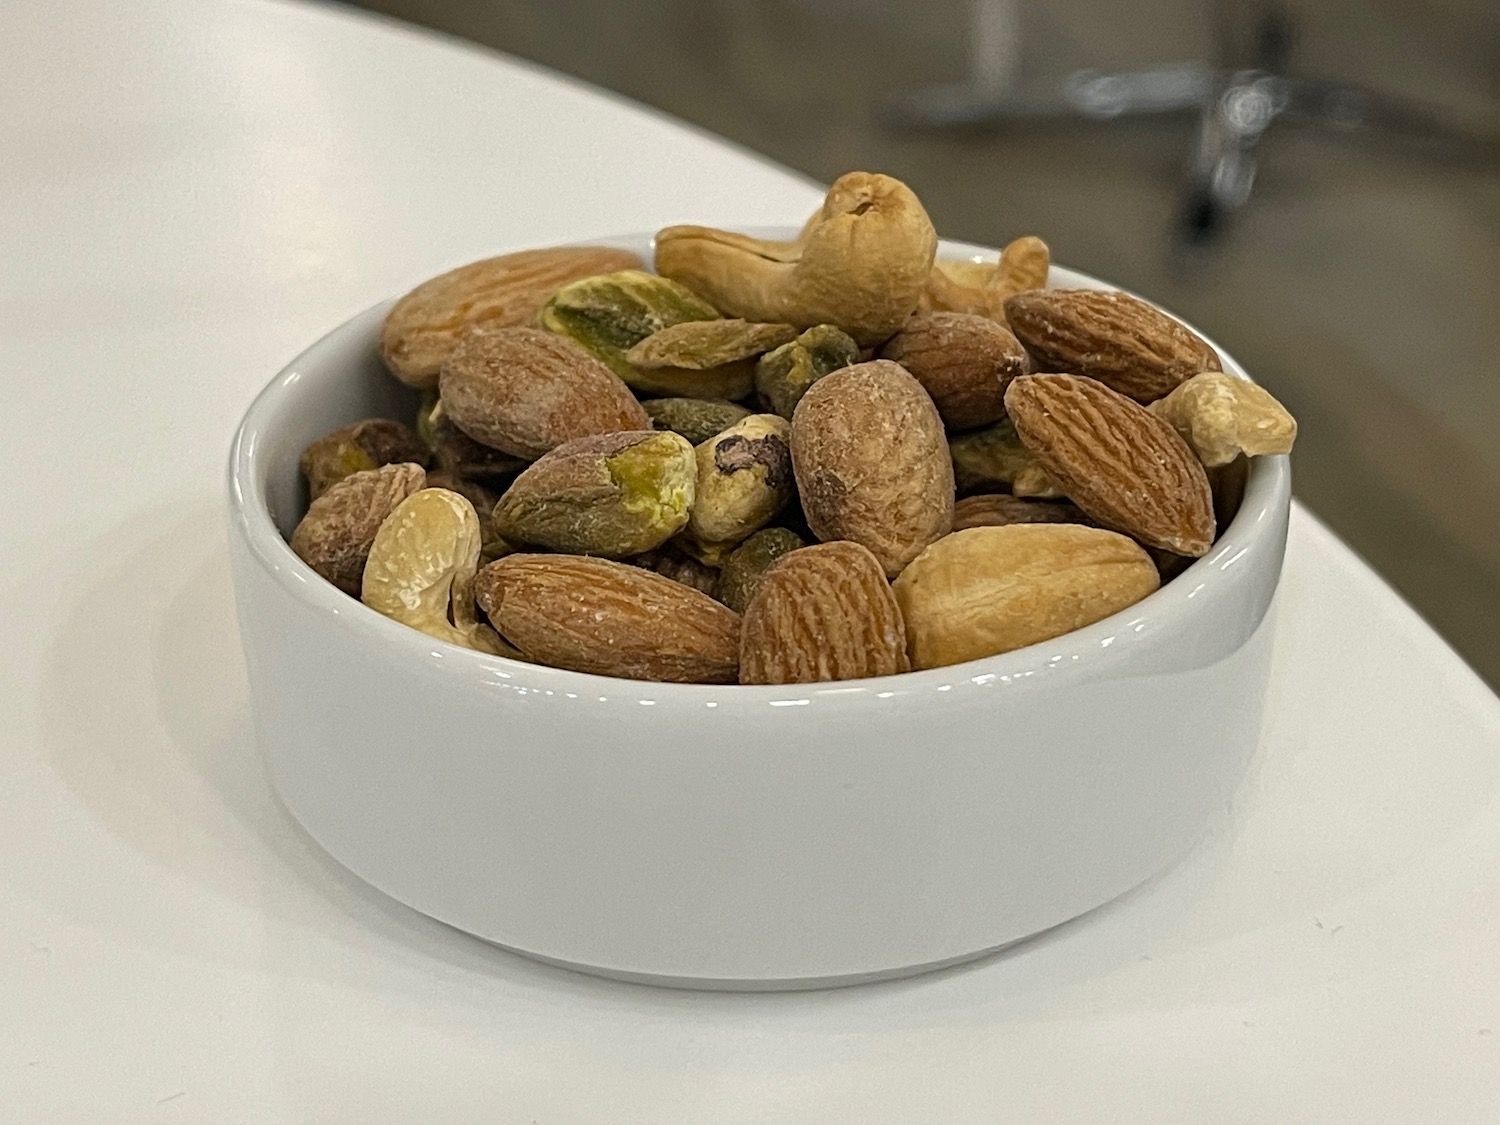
[1004, 289, 1220, 403]
[439, 326, 650, 461]
[474, 554, 740, 683]
[790, 359, 954, 577]
[951, 493, 1090, 531]
[739, 541, 909, 684]
[380, 246, 643, 389]
[1004, 374, 1215, 556]
[289, 462, 427, 595]
[894, 525, 1159, 669]
[879, 312, 1029, 430]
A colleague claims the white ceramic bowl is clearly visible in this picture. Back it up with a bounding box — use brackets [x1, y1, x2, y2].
[227, 232, 1290, 989]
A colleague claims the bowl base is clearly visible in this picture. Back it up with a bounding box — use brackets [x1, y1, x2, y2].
[472, 930, 1031, 992]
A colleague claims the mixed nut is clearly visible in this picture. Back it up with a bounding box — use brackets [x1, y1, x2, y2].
[287, 171, 1298, 685]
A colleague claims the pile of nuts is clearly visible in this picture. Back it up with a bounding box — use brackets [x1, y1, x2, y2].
[287, 172, 1297, 685]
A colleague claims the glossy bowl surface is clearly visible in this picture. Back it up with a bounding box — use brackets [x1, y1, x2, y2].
[227, 232, 1290, 988]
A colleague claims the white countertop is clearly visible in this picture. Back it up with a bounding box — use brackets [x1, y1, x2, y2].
[3, 1, 1498, 1121]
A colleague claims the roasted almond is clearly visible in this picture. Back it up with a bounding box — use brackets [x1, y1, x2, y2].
[475, 554, 740, 683]
[951, 493, 1090, 531]
[879, 312, 1029, 430]
[1004, 374, 1215, 556]
[739, 541, 909, 684]
[790, 359, 954, 577]
[289, 462, 427, 595]
[380, 246, 643, 389]
[1004, 289, 1220, 403]
[439, 326, 649, 461]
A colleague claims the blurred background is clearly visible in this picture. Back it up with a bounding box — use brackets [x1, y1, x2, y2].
[348, 0, 1500, 685]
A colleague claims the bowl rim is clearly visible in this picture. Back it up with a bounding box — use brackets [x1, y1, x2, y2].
[227, 230, 1291, 706]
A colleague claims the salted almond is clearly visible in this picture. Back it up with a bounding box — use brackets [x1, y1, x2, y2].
[474, 554, 740, 683]
[1005, 374, 1215, 556]
[894, 525, 1159, 668]
[439, 326, 649, 461]
[790, 359, 954, 577]
[1004, 289, 1220, 403]
[380, 246, 643, 389]
[879, 312, 1029, 430]
[739, 541, 909, 684]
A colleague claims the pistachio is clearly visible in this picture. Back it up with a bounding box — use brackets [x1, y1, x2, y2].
[300, 418, 428, 500]
[417, 393, 527, 485]
[628, 543, 721, 597]
[688, 414, 795, 547]
[654, 172, 937, 345]
[620, 318, 796, 398]
[673, 536, 738, 569]
[415, 390, 440, 447]
[642, 397, 753, 445]
[949, 417, 1041, 496]
[716, 527, 805, 613]
[539, 269, 721, 393]
[290, 463, 427, 596]
[1011, 463, 1067, 499]
[753, 324, 860, 419]
[626, 319, 797, 369]
[361, 488, 510, 654]
[492, 430, 696, 557]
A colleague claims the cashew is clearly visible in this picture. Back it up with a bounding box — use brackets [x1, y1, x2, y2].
[653, 172, 937, 346]
[1148, 371, 1297, 467]
[922, 235, 1050, 323]
[361, 488, 511, 655]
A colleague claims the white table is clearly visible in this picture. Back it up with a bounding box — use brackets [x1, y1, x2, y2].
[3, 2, 1498, 1120]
